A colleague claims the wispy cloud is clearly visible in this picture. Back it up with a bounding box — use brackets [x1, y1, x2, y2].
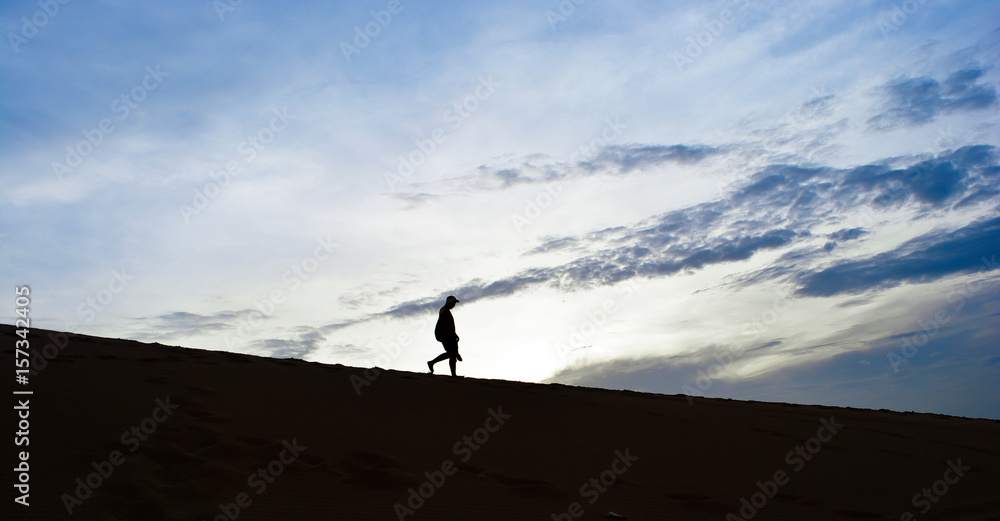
[136, 310, 267, 340]
[391, 142, 724, 203]
[358, 144, 999, 322]
[795, 216, 1000, 297]
[868, 65, 998, 131]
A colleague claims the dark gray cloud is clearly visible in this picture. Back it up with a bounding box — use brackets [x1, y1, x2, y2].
[376, 270, 557, 320]
[371, 224, 802, 321]
[795, 215, 1000, 297]
[250, 328, 323, 359]
[371, 145, 1000, 320]
[827, 228, 867, 242]
[249, 326, 366, 359]
[396, 142, 724, 203]
[868, 65, 997, 130]
[954, 188, 1000, 209]
[136, 310, 267, 339]
[716, 146, 998, 292]
[824, 227, 868, 251]
[839, 158, 969, 207]
[732, 165, 830, 204]
[636, 228, 799, 276]
[725, 146, 999, 223]
[729, 146, 998, 224]
[584, 144, 724, 172]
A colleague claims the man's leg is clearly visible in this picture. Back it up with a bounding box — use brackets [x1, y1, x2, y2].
[429, 352, 450, 373]
[443, 341, 461, 376]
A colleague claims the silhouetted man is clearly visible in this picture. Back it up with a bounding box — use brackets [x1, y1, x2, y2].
[428, 295, 461, 376]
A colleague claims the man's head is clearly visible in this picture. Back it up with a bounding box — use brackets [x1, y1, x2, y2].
[445, 295, 459, 309]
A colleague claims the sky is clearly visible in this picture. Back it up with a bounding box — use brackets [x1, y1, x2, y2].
[2, 0, 999, 419]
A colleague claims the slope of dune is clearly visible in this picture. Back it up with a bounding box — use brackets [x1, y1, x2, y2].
[4, 324, 999, 521]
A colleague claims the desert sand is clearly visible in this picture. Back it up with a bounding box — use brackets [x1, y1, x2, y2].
[4, 324, 999, 520]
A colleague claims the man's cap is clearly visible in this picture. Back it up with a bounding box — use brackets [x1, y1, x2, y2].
[446, 295, 459, 303]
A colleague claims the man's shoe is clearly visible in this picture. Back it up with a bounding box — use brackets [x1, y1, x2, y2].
[456, 354, 463, 362]
[427, 361, 434, 373]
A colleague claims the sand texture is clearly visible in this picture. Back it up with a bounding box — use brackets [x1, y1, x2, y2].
[4, 324, 1000, 520]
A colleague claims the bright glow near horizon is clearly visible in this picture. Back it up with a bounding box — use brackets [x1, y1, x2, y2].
[2, 1, 999, 418]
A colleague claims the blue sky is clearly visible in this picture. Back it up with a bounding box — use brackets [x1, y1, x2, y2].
[2, 0, 999, 419]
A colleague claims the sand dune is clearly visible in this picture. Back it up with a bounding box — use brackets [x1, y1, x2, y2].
[4, 324, 1000, 520]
